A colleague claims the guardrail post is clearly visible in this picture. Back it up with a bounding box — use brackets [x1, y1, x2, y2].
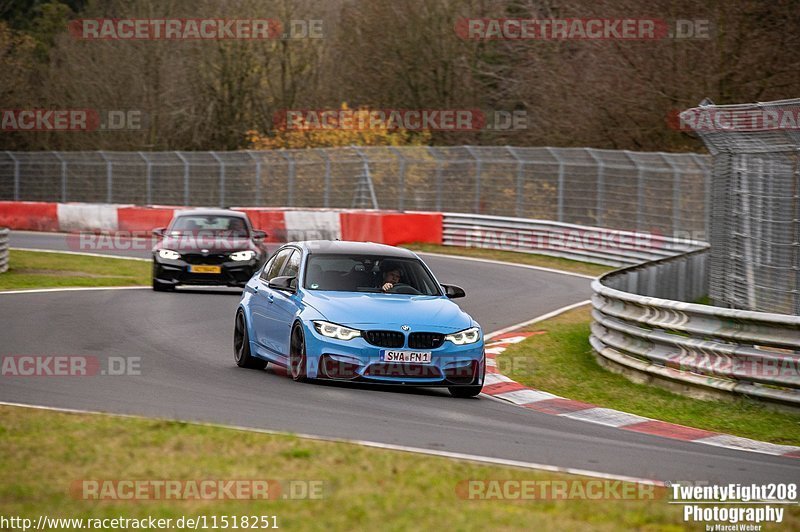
[545, 147, 565, 222]
[689, 153, 712, 240]
[210, 152, 225, 208]
[99, 151, 112, 203]
[6, 152, 19, 201]
[280, 151, 295, 207]
[794, 146, 800, 315]
[388, 146, 406, 211]
[624, 151, 644, 232]
[464, 146, 481, 213]
[176, 152, 190, 206]
[506, 146, 525, 217]
[427, 147, 444, 211]
[587, 149, 605, 227]
[53, 152, 67, 203]
[246, 151, 262, 207]
[659, 153, 683, 238]
[351, 146, 379, 209]
[316, 148, 331, 208]
[138, 152, 152, 205]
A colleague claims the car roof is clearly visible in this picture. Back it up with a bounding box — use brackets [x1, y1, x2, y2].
[174, 208, 249, 219]
[293, 240, 417, 258]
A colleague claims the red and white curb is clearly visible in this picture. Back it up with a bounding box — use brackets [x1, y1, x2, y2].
[482, 332, 800, 460]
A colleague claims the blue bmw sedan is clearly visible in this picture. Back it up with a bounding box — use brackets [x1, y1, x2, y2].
[234, 241, 485, 397]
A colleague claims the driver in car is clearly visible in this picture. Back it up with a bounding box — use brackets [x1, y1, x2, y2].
[378, 261, 402, 292]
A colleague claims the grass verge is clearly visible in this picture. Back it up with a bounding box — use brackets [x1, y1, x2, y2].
[0, 405, 705, 531]
[498, 305, 800, 446]
[403, 243, 611, 277]
[0, 250, 150, 290]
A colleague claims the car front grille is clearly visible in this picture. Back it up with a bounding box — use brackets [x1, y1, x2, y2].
[408, 332, 445, 349]
[363, 330, 405, 348]
[182, 253, 229, 265]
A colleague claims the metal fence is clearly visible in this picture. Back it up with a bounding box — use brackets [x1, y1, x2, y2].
[0, 147, 710, 238]
[683, 98, 800, 315]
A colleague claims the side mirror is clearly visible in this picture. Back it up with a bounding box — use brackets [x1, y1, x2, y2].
[268, 275, 296, 292]
[252, 230, 267, 242]
[441, 284, 466, 299]
[152, 227, 166, 237]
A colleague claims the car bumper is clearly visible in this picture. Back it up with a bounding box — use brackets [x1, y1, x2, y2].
[153, 257, 259, 287]
[304, 325, 485, 386]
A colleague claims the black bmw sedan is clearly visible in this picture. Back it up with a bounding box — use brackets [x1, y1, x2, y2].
[151, 209, 268, 291]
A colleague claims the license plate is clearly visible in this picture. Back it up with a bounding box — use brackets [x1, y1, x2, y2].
[381, 350, 432, 364]
[189, 265, 222, 274]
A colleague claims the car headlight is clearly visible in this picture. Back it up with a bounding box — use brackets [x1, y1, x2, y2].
[158, 249, 180, 260]
[230, 250, 256, 261]
[445, 327, 481, 345]
[313, 321, 361, 341]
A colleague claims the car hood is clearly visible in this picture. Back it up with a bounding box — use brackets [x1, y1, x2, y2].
[303, 291, 473, 331]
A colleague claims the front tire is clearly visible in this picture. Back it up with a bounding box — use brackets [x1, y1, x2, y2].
[152, 278, 173, 291]
[289, 324, 308, 382]
[448, 385, 483, 398]
[234, 311, 267, 370]
[449, 356, 485, 398]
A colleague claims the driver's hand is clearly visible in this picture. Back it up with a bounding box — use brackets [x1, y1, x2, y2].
[382, 282, 393, 292]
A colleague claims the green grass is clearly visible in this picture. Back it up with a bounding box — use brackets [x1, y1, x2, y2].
[403, 243, 611, 277]
[0, 250, 150, 290]
[0, 405, 715, 531]
[499, 305, 800, 446]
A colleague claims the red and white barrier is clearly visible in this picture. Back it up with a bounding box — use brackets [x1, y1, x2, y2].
[0, 202, 444, 246]
[0, 201, 59, 232]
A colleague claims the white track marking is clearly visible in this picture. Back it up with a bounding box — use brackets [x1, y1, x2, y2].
[415, 250, 598, 280]
[0, 400, 664, 486]
[0, 286, 149, 295]
[10, 247, 150, 261]
[484, 300, 591, 340]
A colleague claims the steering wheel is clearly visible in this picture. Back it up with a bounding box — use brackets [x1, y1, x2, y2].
[388, 283, 421, 295]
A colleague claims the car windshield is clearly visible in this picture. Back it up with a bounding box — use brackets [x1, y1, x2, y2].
[304, 254, 442, 296]
[169, 215, 249, 237]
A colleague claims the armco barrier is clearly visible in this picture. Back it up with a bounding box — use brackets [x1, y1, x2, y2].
[590, 248, 800, 407]
[0, 228, 8, 273]
[442, 213, 706, 266]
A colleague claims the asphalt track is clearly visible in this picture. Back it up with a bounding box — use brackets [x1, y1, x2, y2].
[3, 232, 799, 485]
